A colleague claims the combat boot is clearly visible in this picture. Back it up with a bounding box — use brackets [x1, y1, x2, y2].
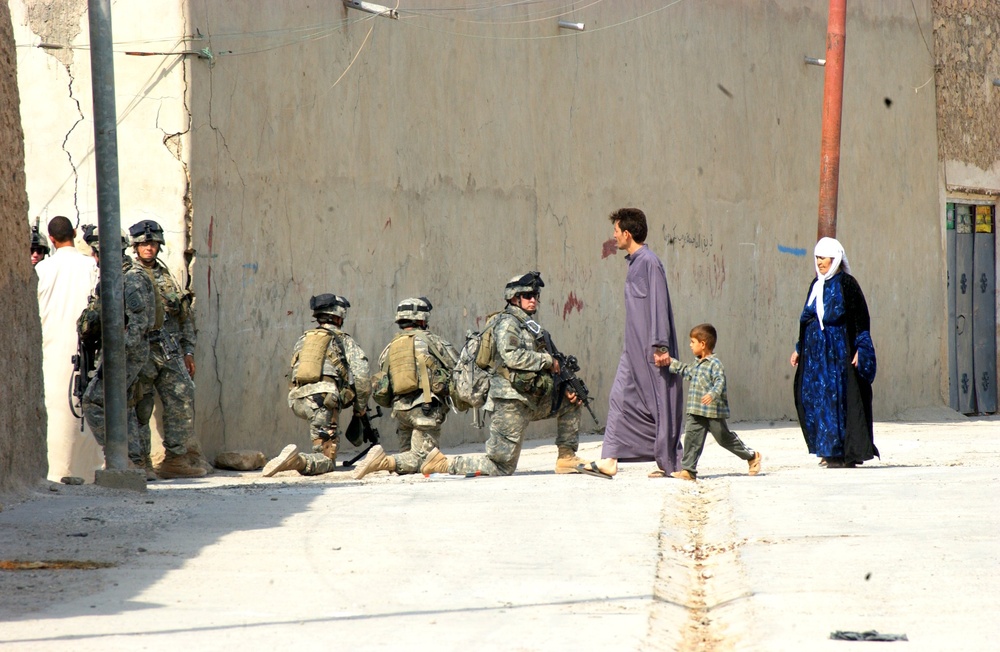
[142, 456, 157, 481]
[313, 437, 338, 461]
[262, 444, 307, 477]
[420, 448, 450, 475]
[554, 446, 589, 474]
[156, 450, 209, 479]
[185, 443, 215, 474]
[352, 445, 396, 480]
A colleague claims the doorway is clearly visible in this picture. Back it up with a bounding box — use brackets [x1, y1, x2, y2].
[947, 201, 997, 414]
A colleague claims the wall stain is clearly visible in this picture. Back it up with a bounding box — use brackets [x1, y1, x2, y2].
[563, 291, 583, 320]
[601, 238, 617, 258]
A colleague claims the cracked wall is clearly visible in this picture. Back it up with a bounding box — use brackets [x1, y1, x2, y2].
[0, 1, 46, 493]
[12, 0, 193, 460]
[187, 1, 945, 457]
[12, 1, 192, 272]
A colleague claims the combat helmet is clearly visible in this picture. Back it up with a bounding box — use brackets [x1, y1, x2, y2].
[504, 271, 545, 302]
[82, 224, 129, 253]
[30, 222, 49, 255]
[129, 219, 166, 246]
[310, 293, 350, 320]
[395, 297, 432, 324]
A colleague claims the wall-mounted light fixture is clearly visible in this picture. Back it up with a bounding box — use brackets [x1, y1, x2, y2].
[558, 20, 585, 32]
[804, 56, 826, 67]
[343, 0, 399, 19]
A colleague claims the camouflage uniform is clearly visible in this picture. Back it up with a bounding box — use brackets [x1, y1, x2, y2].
[287, 323, 371, 475]
[376, 329, 459, 474]
[449, 304, 581, 476]
[134, 258, 197, 456]
[82, 257, 160, 463]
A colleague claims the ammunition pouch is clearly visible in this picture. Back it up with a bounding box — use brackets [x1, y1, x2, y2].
[371, 371, 393, 408]
[509, 370, 552, 397]
[322, 389, 342, 412]
[337, 385, 355, 409]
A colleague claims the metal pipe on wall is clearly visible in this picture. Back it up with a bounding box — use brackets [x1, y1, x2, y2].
[817, 0, 846, 240]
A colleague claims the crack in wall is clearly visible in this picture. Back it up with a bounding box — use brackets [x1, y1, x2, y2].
[60, 63, 84, 225]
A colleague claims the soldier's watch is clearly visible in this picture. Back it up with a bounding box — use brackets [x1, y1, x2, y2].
[655, 346, 669, 354]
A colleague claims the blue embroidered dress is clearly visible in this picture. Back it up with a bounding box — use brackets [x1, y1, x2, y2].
[794, 272, 878, 463]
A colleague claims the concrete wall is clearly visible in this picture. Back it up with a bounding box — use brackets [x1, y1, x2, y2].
[0, 1, 46, 493]
[186, 0, 944, 456]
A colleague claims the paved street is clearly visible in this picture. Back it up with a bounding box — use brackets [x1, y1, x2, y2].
[1, 413, 998, 651]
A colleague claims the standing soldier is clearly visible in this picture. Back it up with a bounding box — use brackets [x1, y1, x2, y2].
[82, 231, 161, 479]
[128, 219, 206, 479]
[78, 227, 158, 478]
[353, 297, 460, 479]
[421, 272, 593, 477]
[263, 293, 371, 477]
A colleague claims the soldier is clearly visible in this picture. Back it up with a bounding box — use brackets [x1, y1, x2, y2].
[30, 222, 49, 266]
[353, 297, 460, 479]
[78, 226, 160, 479]
[128, 219, 207, 479]
[263, 293, 371, 477]
[81, 233, 162, 479]
[420, 272, 593, 477]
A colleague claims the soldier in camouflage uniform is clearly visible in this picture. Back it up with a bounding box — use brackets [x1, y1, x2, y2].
[263, 293, 371, 477]
[353, 297, 460, 479]
[421, 272, 593, 477]
[81, 230, 162, 478]
[129, 219, 207, 479]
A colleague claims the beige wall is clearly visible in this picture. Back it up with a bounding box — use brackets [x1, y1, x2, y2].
[1, 1, 46, 493]
[11, 0, 191, 278]
[186, 1, 944, 456]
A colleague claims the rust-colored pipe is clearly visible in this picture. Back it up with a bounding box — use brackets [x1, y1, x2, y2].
[817, 0, 846, 240]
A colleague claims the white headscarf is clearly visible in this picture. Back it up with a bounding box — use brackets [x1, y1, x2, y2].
[807, 237, 851, 330]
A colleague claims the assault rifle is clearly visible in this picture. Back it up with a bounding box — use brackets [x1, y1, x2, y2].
[69, 319, 102, 431]
[532, 324, 600, 427]
[343, 405, 382, 467]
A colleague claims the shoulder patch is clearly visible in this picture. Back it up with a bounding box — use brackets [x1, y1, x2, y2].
[125, 287, 144, 312]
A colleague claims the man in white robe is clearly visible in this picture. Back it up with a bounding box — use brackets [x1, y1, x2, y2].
[35, 215, 103, 482]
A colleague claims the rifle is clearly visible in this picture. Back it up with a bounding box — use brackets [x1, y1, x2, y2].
[343, 405, 382, 467]
[69, 327, 101, 431]
[533, 325, 600, 427]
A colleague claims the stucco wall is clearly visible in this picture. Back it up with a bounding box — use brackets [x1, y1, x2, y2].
[186, 1, 943, 456]
[11, 0, 191, 278]
[0, 1, 46, 493]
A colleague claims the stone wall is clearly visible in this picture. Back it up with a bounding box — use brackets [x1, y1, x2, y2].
[0, 1, 46, 493]
[933, 0, 1000, 171]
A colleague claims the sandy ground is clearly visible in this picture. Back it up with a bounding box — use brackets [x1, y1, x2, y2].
[1, 412, 999, 651]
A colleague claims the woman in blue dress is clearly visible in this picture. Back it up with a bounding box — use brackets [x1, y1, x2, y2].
[790, 238, 877, 468]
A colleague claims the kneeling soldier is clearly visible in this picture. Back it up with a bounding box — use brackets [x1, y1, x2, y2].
[421, 272, 593, 477]
[354, 297, 459, 479]
[264, 293, 370, 477]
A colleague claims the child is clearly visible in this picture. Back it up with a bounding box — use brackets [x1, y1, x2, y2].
[662, 323, 762, 480]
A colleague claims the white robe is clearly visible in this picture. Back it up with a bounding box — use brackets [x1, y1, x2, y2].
[36, 245, 104, 482]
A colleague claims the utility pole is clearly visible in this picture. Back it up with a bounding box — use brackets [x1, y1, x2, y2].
[817, 0, 846, 240]
[88, 0, 130, 479]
